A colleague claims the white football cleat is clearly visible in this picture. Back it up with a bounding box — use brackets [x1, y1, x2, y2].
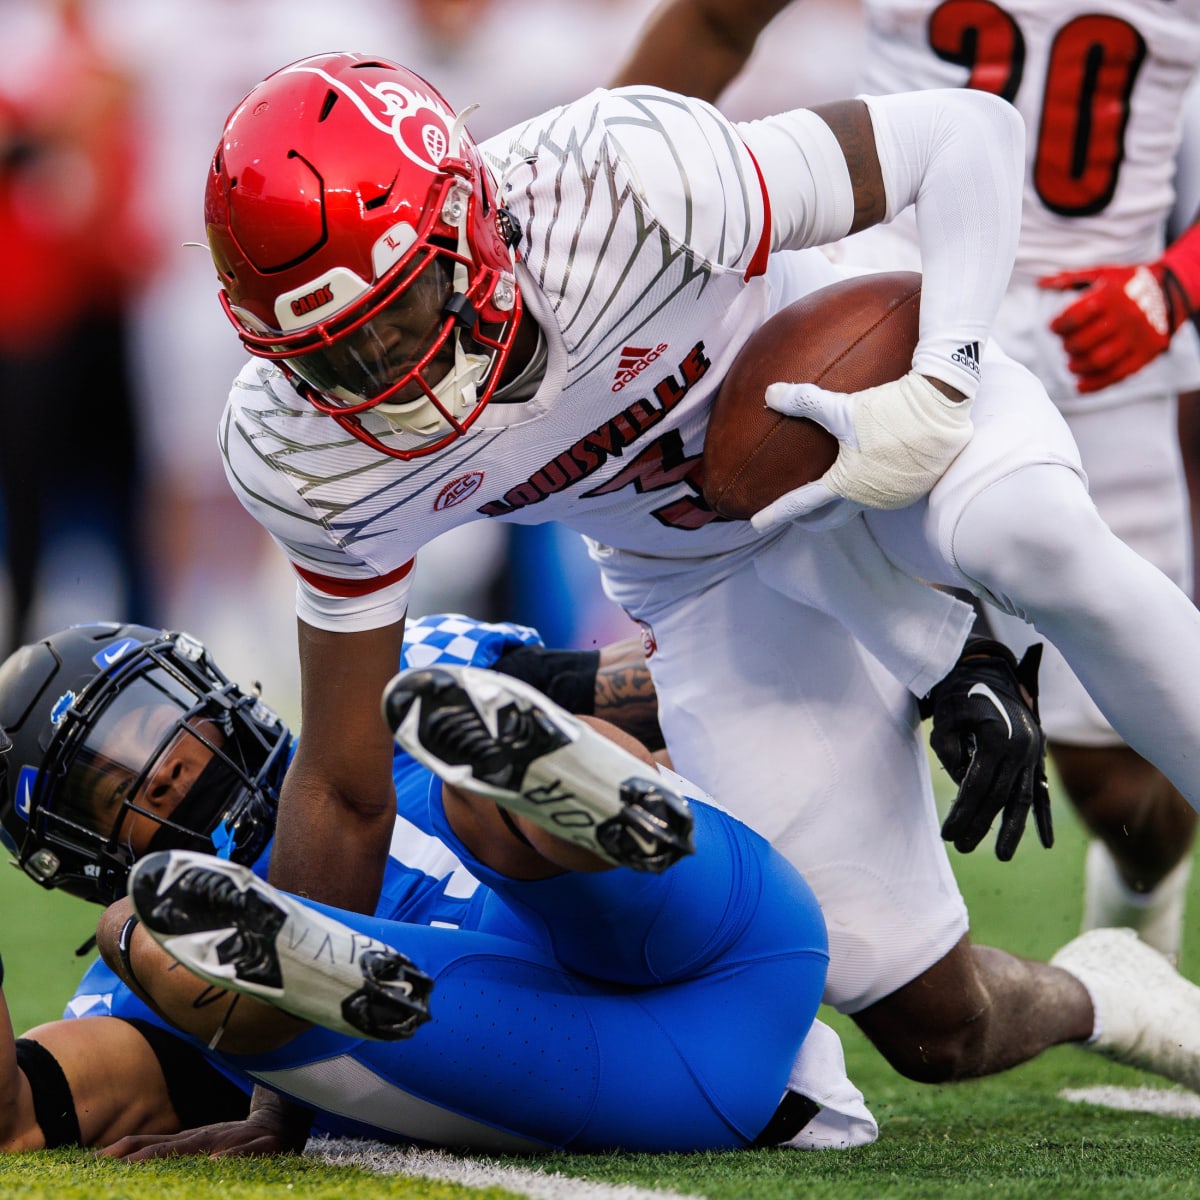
[1080, 839, 1190, 964]
[382, 665, 694, 873]
[1051, 926, 1200, 1091]
[129, 850, 433, 1041]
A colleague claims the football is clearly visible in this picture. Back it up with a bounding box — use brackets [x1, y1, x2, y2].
[702, 270, 922, 520]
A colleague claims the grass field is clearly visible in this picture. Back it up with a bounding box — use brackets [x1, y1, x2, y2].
[2, 762, 1199, 1199]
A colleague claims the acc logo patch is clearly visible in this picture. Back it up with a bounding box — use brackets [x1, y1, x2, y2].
[435, 471, 485, 511]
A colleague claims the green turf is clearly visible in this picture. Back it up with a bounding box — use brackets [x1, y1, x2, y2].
[2, 759, 1199, 1198]
[0, 1153, 525, 1200]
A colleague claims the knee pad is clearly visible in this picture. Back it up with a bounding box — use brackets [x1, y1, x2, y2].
[952, 465, 1112, 619]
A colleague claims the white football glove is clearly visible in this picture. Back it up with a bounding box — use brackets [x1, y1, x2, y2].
[751, 371, 975, 532]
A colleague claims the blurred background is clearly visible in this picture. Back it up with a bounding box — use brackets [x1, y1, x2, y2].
[5, 0, 1200, 1110]
[0, 0, 865, 725]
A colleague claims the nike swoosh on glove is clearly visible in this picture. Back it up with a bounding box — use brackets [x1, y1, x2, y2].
[751, 371, 974, 531]
[919, 637, 1051, 862]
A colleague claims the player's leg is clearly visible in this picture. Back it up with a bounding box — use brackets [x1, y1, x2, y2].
[96, 896, 315, 1053]
[851, 935, 1092, 1080]
[865, 354, 1200, 813]
[387, 660, 828, 987]
[103, 811, 832, 1150]
[624, 561, 1200, 1088]
[630, 565, 968, 1011]
[236, 865, 829, 1154]
[952, 468, 1200, 809]
[978, 393, 1197, 959]
[111, 855, 435, 1043]
[383, 663, 694, 874]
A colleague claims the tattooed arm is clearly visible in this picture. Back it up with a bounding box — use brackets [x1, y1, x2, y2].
[494, 636, 665, 752]
[594, 636, 664, 753]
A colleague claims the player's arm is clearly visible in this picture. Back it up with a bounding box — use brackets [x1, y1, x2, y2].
[609, 0, 789, 99]
[738, 89, 1025, 524]
[594, 636, 663, 752]
[94, 898, 315, 1161]
[0, 949, 187, 1151]
[1040, 215, 1200, 393]
[268, 617, 406, 911]
[493, 635, 664, 750]
[100, 1088, 307, 1162]
[0, 952, 36, 1149]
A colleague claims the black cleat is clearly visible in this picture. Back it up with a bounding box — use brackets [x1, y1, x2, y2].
[384, 665, 694, 872]
[129, 851, 433, 1040]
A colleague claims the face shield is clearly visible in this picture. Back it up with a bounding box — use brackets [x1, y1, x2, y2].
[51, 665, 247, 861]
[14, 643, 286, 905]
[278, 245, 501, 441]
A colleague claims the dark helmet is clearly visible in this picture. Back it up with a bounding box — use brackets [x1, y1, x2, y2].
[0, 623, 289, 904]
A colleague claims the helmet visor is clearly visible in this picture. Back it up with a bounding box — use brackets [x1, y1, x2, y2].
[54, 666, 227, 855]
[284, 251, 461, 412]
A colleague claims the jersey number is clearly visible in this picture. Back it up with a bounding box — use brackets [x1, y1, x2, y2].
[928, 1, 1147, 216]
[583, 429, 719, 529]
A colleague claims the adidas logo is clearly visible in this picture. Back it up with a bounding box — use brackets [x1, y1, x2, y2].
[611, 343, 669, 392]
[950, 341, 981, 377]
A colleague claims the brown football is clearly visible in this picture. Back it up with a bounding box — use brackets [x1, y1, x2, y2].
[702, 270, 922, 520]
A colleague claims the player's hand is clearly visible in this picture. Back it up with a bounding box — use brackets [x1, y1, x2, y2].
[1040, 263, 1175, 393]
[921, 637, 1052, 862]
[98, 1088, 311, 1161]
[97, 1115, 292, 1161]
[751, 371, 973, 531]
[1041, 223, 1200, 393]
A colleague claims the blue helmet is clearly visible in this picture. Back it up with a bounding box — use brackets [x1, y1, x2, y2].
[0, 623, 288, 904]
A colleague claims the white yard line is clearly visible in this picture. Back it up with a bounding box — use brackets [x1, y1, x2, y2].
[307, 1137, 704, 1200]
[1059, 1085, 1200, 1119]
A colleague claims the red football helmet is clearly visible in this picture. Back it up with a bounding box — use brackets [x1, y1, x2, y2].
[205, 52, 523, 459]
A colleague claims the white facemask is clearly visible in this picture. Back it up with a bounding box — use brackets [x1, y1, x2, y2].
[374, 335, 493, 437]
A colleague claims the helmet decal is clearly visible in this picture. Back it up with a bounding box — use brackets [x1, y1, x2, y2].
[212, 818, 237, 860]
[49, 691, 76, 726]
[283, 63, 459, 173]
[92, 638, 142, 672]
[207, 52, 524, 460]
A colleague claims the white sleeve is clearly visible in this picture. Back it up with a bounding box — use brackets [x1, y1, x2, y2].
[735, 108, 857, 252]
[739, 89, 1024, 396]
[863, 88, 1024, 394]
[293, 562, 414, 633]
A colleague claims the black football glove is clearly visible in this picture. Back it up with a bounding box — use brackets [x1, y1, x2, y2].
[919, 637, 1051, 862]
[492, 645, 600, 714]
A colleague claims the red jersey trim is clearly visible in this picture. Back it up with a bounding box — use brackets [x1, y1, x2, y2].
[743, 142, 773, 282]
[292, 558, 414, 598]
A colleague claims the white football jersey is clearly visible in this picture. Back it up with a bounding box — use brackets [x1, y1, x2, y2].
[220, 88, 855, 629]
[836, 0, 1200, 406]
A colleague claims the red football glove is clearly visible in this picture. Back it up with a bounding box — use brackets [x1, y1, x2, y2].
[1039, 222, 1200, 394]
